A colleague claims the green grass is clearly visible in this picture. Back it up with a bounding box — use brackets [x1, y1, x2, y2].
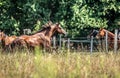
[0, 50, 120, 78]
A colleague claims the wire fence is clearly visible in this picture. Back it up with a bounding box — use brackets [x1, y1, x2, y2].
[51, 29, 120, 53]
[23, 28, 120, 53]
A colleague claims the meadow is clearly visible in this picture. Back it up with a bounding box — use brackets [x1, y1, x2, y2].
[0, 49, 120, 78]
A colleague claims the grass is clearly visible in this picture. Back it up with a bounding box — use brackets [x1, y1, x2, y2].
[0, 49, 120, 78]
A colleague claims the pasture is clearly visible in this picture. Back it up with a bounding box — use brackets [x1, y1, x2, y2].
[0, 49, 120, 78]
[1, 0, 120, 78]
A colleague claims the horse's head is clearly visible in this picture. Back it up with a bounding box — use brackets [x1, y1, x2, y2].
[52, 23, 67, 35]
[87, 29, 99, 38]
[96, 28, 106, 39]
[35, 21, 67, 38]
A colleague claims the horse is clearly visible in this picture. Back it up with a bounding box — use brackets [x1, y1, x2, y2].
[87, 29, 99, 51]
[96, 28, 120, 50]
[87, 29, 99, 38]
[11, 21, 67, 51]
[0, 32, 17, 52]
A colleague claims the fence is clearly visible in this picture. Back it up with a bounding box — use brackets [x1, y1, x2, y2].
[23, 29, 31, 35]
[52, 37, 100, 52]
[51, 29, 120, 53]
[23, 28, 120, 53]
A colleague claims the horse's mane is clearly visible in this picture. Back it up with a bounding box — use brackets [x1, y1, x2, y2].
[104, 29, 115, 38]
[31, 21, 53, 35]
[33, 28, 46, 34]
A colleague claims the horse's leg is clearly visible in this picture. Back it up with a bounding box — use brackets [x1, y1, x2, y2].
[23, 42, 32, 53]
[93, 43, 99, 51]
[8, 45, 12, 52]
[117, 41, 120, 51]
[3, 45, 8, 53]
[29, 46, 35, 52]
[1, 46, 5, 53]
[44, 43, 51, 52]
[19, 40, 30, 53]
[6, 43, 14, 52]
[100, 39, 103, 52]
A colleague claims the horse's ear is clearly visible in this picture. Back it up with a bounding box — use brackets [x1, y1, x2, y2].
[48, 21, 53, 25]
[100, 28, 103, 30]
[42, 21, 50, 28]
[42, 25, 49, 28]
[42, 25, 47, 28]
[44, 21, 53, 27]
[56, 23, 60, 26]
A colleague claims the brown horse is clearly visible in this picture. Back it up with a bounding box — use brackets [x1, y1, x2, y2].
[0, 32, 17, 51]
[12, 21, 67, 51]
[96, 28, 120, 50]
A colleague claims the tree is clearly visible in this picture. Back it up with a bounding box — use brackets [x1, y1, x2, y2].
[0, 0, 120, 37]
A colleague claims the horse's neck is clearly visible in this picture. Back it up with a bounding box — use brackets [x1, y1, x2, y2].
[33, 28, 56, 39]
[92, 30, 98, 37]
[45, 28, 56, 39]
[106, 30, 115, 39]
[33, 30, 46, 36]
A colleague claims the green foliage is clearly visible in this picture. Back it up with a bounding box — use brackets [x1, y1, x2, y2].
[0, 0, 120, 36]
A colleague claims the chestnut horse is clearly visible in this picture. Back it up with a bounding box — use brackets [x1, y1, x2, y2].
[0, 32, 17, 51]
[12, 21, 67, 51]
[96, 28, 120, 50]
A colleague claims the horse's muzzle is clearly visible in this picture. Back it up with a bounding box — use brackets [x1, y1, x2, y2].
[61, 29, 67, 36]
[64, 32, 68, 37]
[96, 36, 99, 39]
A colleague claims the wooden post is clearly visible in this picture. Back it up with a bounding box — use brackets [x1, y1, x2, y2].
[62, 38, 64, 50]
[23, 29, 31, 35]
[90, 36, 93, 54]
[59, 35, 62, 49]
[114, 29, 118, 53]
[80, 42, 84, 51]
[53, 36, 56, 48]
[67, 38, 70, 51]
[105, 31, 108, 52]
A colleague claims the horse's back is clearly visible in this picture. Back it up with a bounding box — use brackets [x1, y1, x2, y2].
[4, 35, 17, 45]
[25, 35, 44, 46]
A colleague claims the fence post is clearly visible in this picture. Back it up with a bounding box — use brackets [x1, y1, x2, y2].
[114, 29, 118, 53]
[53, 36, 56, 48]
[90, 36, 93, 54]
[62, 38, 65, 50]
[105, 31, 108, 52]
[67, 38, 70, 51]
[23, 29, 31, 35]
[59, 35, 62, 49]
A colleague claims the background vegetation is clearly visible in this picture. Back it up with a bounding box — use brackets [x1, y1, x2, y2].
[0, 0, 120, 37]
